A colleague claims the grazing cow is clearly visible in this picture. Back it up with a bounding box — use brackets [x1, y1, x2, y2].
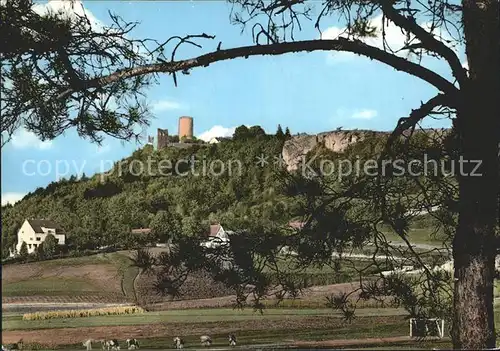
[173, 337, 184, 349]
[126, 339, 139, 350]
[83, 339, 93, 350]
[6, 339, 23, 350]
[200, 335, 212, 347]
[99, 340, 106, 350]
[228, 334, 237, 346]
[104, 340, 120, 350]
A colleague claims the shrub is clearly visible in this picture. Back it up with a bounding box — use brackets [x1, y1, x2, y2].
[19, 241, 28, 259]
[22, 306, 144, 320]
[42, 234, 58, 258]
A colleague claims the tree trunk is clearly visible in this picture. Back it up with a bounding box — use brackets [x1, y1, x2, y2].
[452, 0, 500, 348]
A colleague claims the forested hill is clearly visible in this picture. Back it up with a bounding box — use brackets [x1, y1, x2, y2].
[1, 127, 298, 255]
[1, 126, 444, 256]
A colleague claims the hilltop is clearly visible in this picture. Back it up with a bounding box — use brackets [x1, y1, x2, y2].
[1, 126, 450, 256]
[1, 125, 455, 313]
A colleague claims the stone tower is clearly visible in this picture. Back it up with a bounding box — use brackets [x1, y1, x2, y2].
[178, 116, 193, 142]
[157, 128, 169, 149]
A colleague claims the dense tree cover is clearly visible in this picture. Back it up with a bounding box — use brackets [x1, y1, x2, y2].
[126, 129, 459, 323]
[1, 130, 291, 255]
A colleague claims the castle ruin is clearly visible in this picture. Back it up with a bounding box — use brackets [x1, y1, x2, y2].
[157, 128, 169, 149]
[152, 116, 195, 150]
[178, 116, 194, 141]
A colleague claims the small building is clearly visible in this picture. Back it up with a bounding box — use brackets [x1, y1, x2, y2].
[209, 223, 233, 240]
[208, 137, 221, 144]
[201, 224, 234, 248]
[131, 228, 152, 236]
[11, 219, 65, 256]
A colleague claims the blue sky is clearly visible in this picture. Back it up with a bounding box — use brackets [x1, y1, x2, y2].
[1, 0, 464, 205]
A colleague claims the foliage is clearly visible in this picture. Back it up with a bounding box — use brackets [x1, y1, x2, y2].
[150, 210, 182, 242]
[233, 125, 267, 141]
[276, 125, 284, 139]
[0, 0, 158, 145]
[284, 127, 291, 139]
[22, 306, 144, 320]
[42, 234, 58, 258]
[1, 132, 288, 254]
[2, 0, 499, 347]
[19, 241, 28, 259]
[134, 131, 458, 326]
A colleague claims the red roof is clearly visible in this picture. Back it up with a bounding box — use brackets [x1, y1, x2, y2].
[209, 224, 221, 237]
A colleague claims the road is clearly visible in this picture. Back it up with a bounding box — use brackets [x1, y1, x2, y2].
[381, 241, 446, 251]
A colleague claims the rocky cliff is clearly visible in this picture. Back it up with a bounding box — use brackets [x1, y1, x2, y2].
[282, 128, 449, 171]
[282, 130, 388, 171]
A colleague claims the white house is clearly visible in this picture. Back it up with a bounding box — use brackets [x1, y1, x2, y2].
[11, 219, 66, 256]
[208, 137, 221, 144]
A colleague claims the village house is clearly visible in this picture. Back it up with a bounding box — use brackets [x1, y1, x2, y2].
[201, 223, 234, 248]
[208, 137, 221, 144]
[10, 219, 66, 256]
[209, 223, 233, 240]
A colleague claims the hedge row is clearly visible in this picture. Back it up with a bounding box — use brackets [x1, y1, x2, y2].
[22, 306, 144, 320]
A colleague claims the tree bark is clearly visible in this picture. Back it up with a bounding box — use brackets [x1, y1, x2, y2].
[452, 0, 500, 348]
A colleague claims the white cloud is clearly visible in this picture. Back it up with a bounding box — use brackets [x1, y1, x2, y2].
[11, 129, 53, 150]
[32, 1, 152, 59]
[351, 109, 378, 120]
[152, 99, 182, 112]
[197, 125, 236, 142]
[321, 14, 408, 63]
[1, 192, 26, 206]
[32, 0, 101, 29]
[321, 14, 458, 64]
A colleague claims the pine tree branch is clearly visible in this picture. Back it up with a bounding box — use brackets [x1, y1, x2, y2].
[56, 38, 459, 101]
[385, 93, 449, 150]
[380, 1, 467, 85]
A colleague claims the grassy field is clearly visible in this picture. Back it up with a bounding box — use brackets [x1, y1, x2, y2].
[2, 252, 138, 301]
[2, 277, 103, 296]
[2, 307, 446, 350]
[1, 307, 406, 330]
[5, 305, 500, 349]
[2, 218, 448, 304]
[0, 217, 491, 350]
[383, 228, 448, 246]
